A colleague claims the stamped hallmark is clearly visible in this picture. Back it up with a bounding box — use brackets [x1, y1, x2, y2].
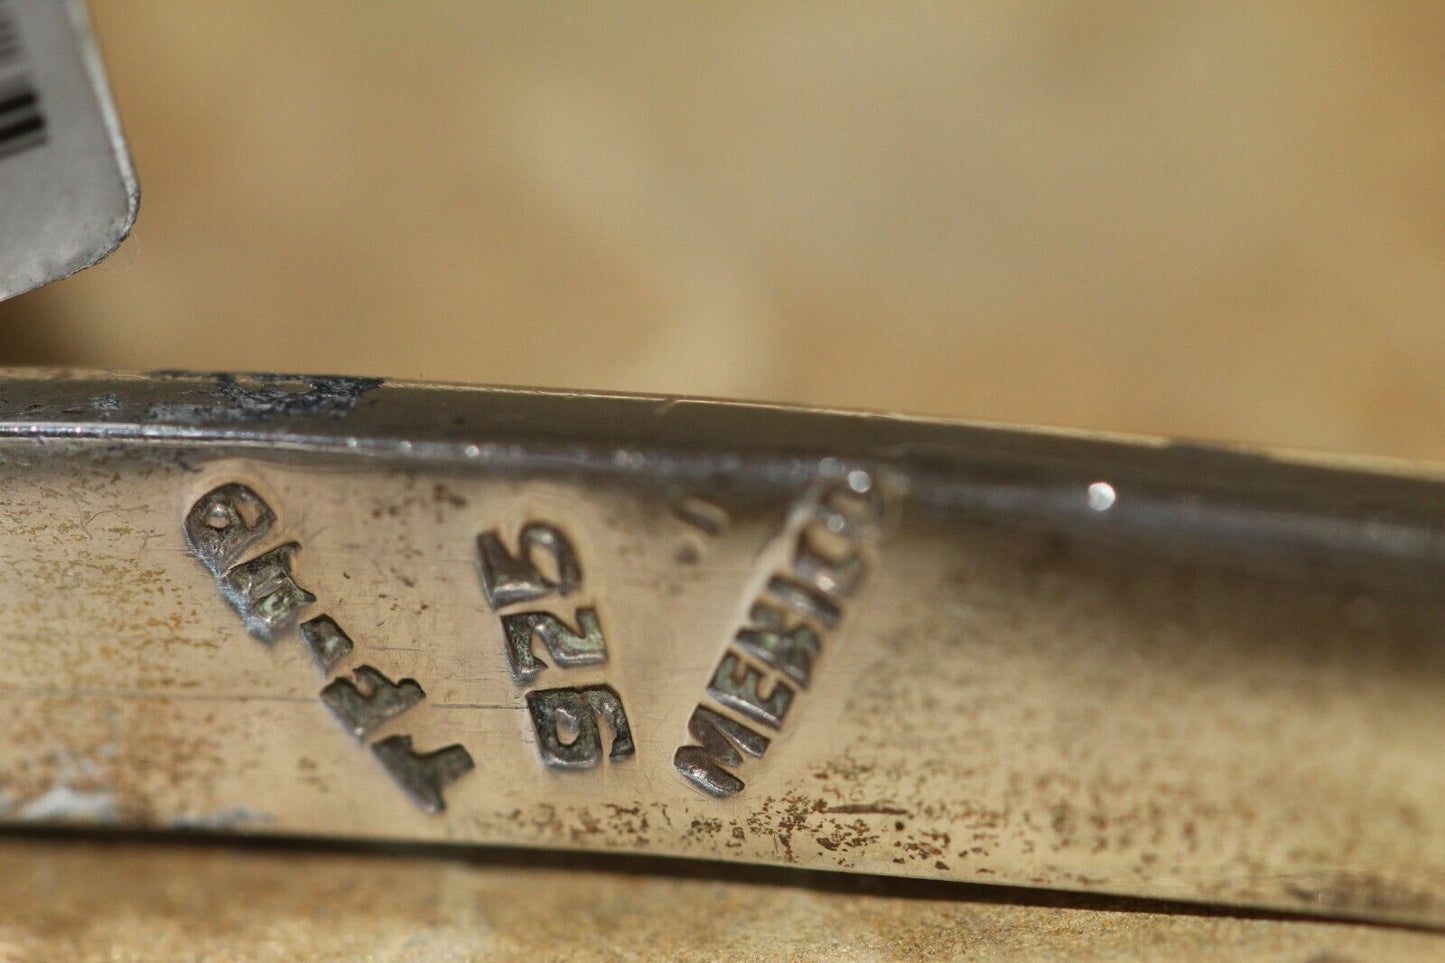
[500, 608, 608, 685]
[674, 468, 887, 799]
[220, 544, 315, 640]
[186, 482, 474, 813]
[300, 615, 354, 674]
[370, 736, 476, 815]
[476, 520, 636, 770]
[321, 666, 427, 740]
[525, 685, 635, 769]
[185, 483, 277, 576]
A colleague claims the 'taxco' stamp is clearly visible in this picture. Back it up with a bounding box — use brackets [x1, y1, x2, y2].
[185, 483, 475, 814]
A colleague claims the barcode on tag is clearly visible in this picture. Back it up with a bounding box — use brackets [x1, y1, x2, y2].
[0, 0, 136, 301]
[0, 79, 45, 159]
[0, 4, 45, 159]
[0, 4, 18, 63]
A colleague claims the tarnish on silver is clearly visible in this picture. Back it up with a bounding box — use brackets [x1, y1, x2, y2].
[526, 685, 636, 770]
[3, 372, 1445, 924]
[183, 474, 476, 814]
[300, 615, 355, 675]
[476, 516, 636, 772]
[321, 666, 426, 740]
[219, 544, 315, 642]
[476, 523, 583, 609]
[183, 483, 276, 577]
[672, 707, 770, 799]
[673, 471, 885, 798]
[501, 608, 608, 684]
[371, 736, 475, 815]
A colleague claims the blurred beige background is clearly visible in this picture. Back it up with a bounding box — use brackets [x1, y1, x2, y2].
[6, 2, 1445, 461]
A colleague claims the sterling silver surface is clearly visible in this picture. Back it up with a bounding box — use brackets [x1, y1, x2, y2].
[0, 370, 1442, 925]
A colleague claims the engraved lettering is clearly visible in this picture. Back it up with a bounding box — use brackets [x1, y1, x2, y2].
[320, 665, 426, 739]
[185, 483, 276, 576]
[474, 517, 633, 770]
[672, 706, 770, 799]
[793, 527, 865, 598]
[707, 652, 794, 729]
[300, 614, 354, 674]
[764, 575, 841, 629]
[220, 543, 315, 641]
[526, 685, 635, 770]
[186, 478, 473, 814]
[477, 522, 582, 609]
[372, 735, 475, 814]
[733, 600, 820, 688]
[674, 467, 889, 798]
[501, 607, 607, 685]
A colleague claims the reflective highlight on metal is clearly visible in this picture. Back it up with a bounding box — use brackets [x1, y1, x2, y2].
[0, 370, 1442, 925]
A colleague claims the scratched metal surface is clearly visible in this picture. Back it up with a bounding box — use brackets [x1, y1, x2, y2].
[0, 370, 1442, 926]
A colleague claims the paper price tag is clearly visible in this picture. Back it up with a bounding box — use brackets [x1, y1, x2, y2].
[0, 0, 137, 301]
